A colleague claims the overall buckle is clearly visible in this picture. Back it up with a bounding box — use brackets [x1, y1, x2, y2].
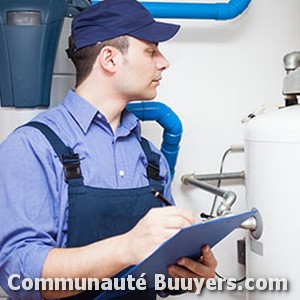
[61, 153, 82, 181]
[147, 163, 160, 181]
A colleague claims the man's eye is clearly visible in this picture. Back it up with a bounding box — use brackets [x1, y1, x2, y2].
[148, 50, 156, 56]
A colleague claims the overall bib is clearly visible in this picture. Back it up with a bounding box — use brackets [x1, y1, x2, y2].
[26, 122, 164, 300]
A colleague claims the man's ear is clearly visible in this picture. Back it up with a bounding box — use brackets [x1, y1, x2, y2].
[97, 46, 120, 73]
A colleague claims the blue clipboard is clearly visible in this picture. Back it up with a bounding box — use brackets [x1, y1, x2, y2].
[96, 209, 256, 299]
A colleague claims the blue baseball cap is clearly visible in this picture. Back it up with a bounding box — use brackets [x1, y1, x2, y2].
[71, 0, 180, 50]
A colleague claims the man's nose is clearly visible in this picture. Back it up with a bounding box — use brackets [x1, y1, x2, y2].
[157, 53, 170, 71]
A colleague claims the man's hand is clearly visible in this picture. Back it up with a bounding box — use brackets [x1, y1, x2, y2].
[124, 207, 195, 265]
[168, 245, 217, 293]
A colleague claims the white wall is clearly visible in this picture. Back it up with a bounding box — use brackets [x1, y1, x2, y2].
[1, 0, 300, 299]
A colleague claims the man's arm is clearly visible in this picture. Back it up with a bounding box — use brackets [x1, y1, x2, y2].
[41, 206, 195, 299]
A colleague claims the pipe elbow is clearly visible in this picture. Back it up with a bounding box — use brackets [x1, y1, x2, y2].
[157, 105, 183, 143]
[217, 0, 251, 20]
[126, 101, 183, 137]
[92, 0, 251, 21]
[216, 190, 237, 216]
[126, 101, 183, 179]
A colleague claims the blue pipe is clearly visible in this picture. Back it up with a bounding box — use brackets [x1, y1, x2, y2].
[126, 102, 183, 180]
[91, 0, 251, 20]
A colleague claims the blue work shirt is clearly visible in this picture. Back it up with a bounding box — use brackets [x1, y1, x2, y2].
[0, 90, 174, 300]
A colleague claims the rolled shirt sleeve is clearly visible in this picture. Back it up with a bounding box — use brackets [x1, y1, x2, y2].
[0, 128, 65, 300]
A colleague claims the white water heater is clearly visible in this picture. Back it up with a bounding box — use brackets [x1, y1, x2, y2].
[244, 105, 300, 299]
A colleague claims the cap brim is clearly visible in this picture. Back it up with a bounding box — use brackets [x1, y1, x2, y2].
[128, 21, 180, 43]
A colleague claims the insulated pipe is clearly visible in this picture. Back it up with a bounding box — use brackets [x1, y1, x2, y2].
[126, 101, 183, 180]
[91, 0, 251, 20]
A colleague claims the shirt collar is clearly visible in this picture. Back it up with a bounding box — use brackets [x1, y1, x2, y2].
[120, 109, 141, 139]
[63, 90, 141, 138]
[63, 90, 99, 134]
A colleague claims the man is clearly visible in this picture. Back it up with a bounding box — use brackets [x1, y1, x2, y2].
[0, 0, 217, 299]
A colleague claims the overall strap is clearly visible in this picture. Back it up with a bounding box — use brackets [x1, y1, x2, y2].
[140, 137, 161, 183]
[24, 121, 83, 184]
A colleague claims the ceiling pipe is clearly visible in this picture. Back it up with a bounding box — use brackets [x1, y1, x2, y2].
[91, 0, 251, 20]
[141, 0, 251, 20]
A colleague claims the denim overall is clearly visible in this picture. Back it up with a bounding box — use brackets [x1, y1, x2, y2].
[26, 122, 164, 300]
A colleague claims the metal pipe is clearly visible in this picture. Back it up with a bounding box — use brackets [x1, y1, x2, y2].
[182, 174, 228, 197]
[181, 173, 237, 215]
[182, 174, 262, 238]
[240, 216, 257, 231]
[91, 0, 252, 20]
[217, 191, 236, 216]
[194, 171, 245, 181]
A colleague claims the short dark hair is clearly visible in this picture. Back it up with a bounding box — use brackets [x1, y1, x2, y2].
[68, 35, 129, 87]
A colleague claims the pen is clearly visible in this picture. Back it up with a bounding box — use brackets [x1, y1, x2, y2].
[151, 189, 173, 206]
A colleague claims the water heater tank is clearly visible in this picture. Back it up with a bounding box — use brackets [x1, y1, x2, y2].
[244, 105, 300, 299]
